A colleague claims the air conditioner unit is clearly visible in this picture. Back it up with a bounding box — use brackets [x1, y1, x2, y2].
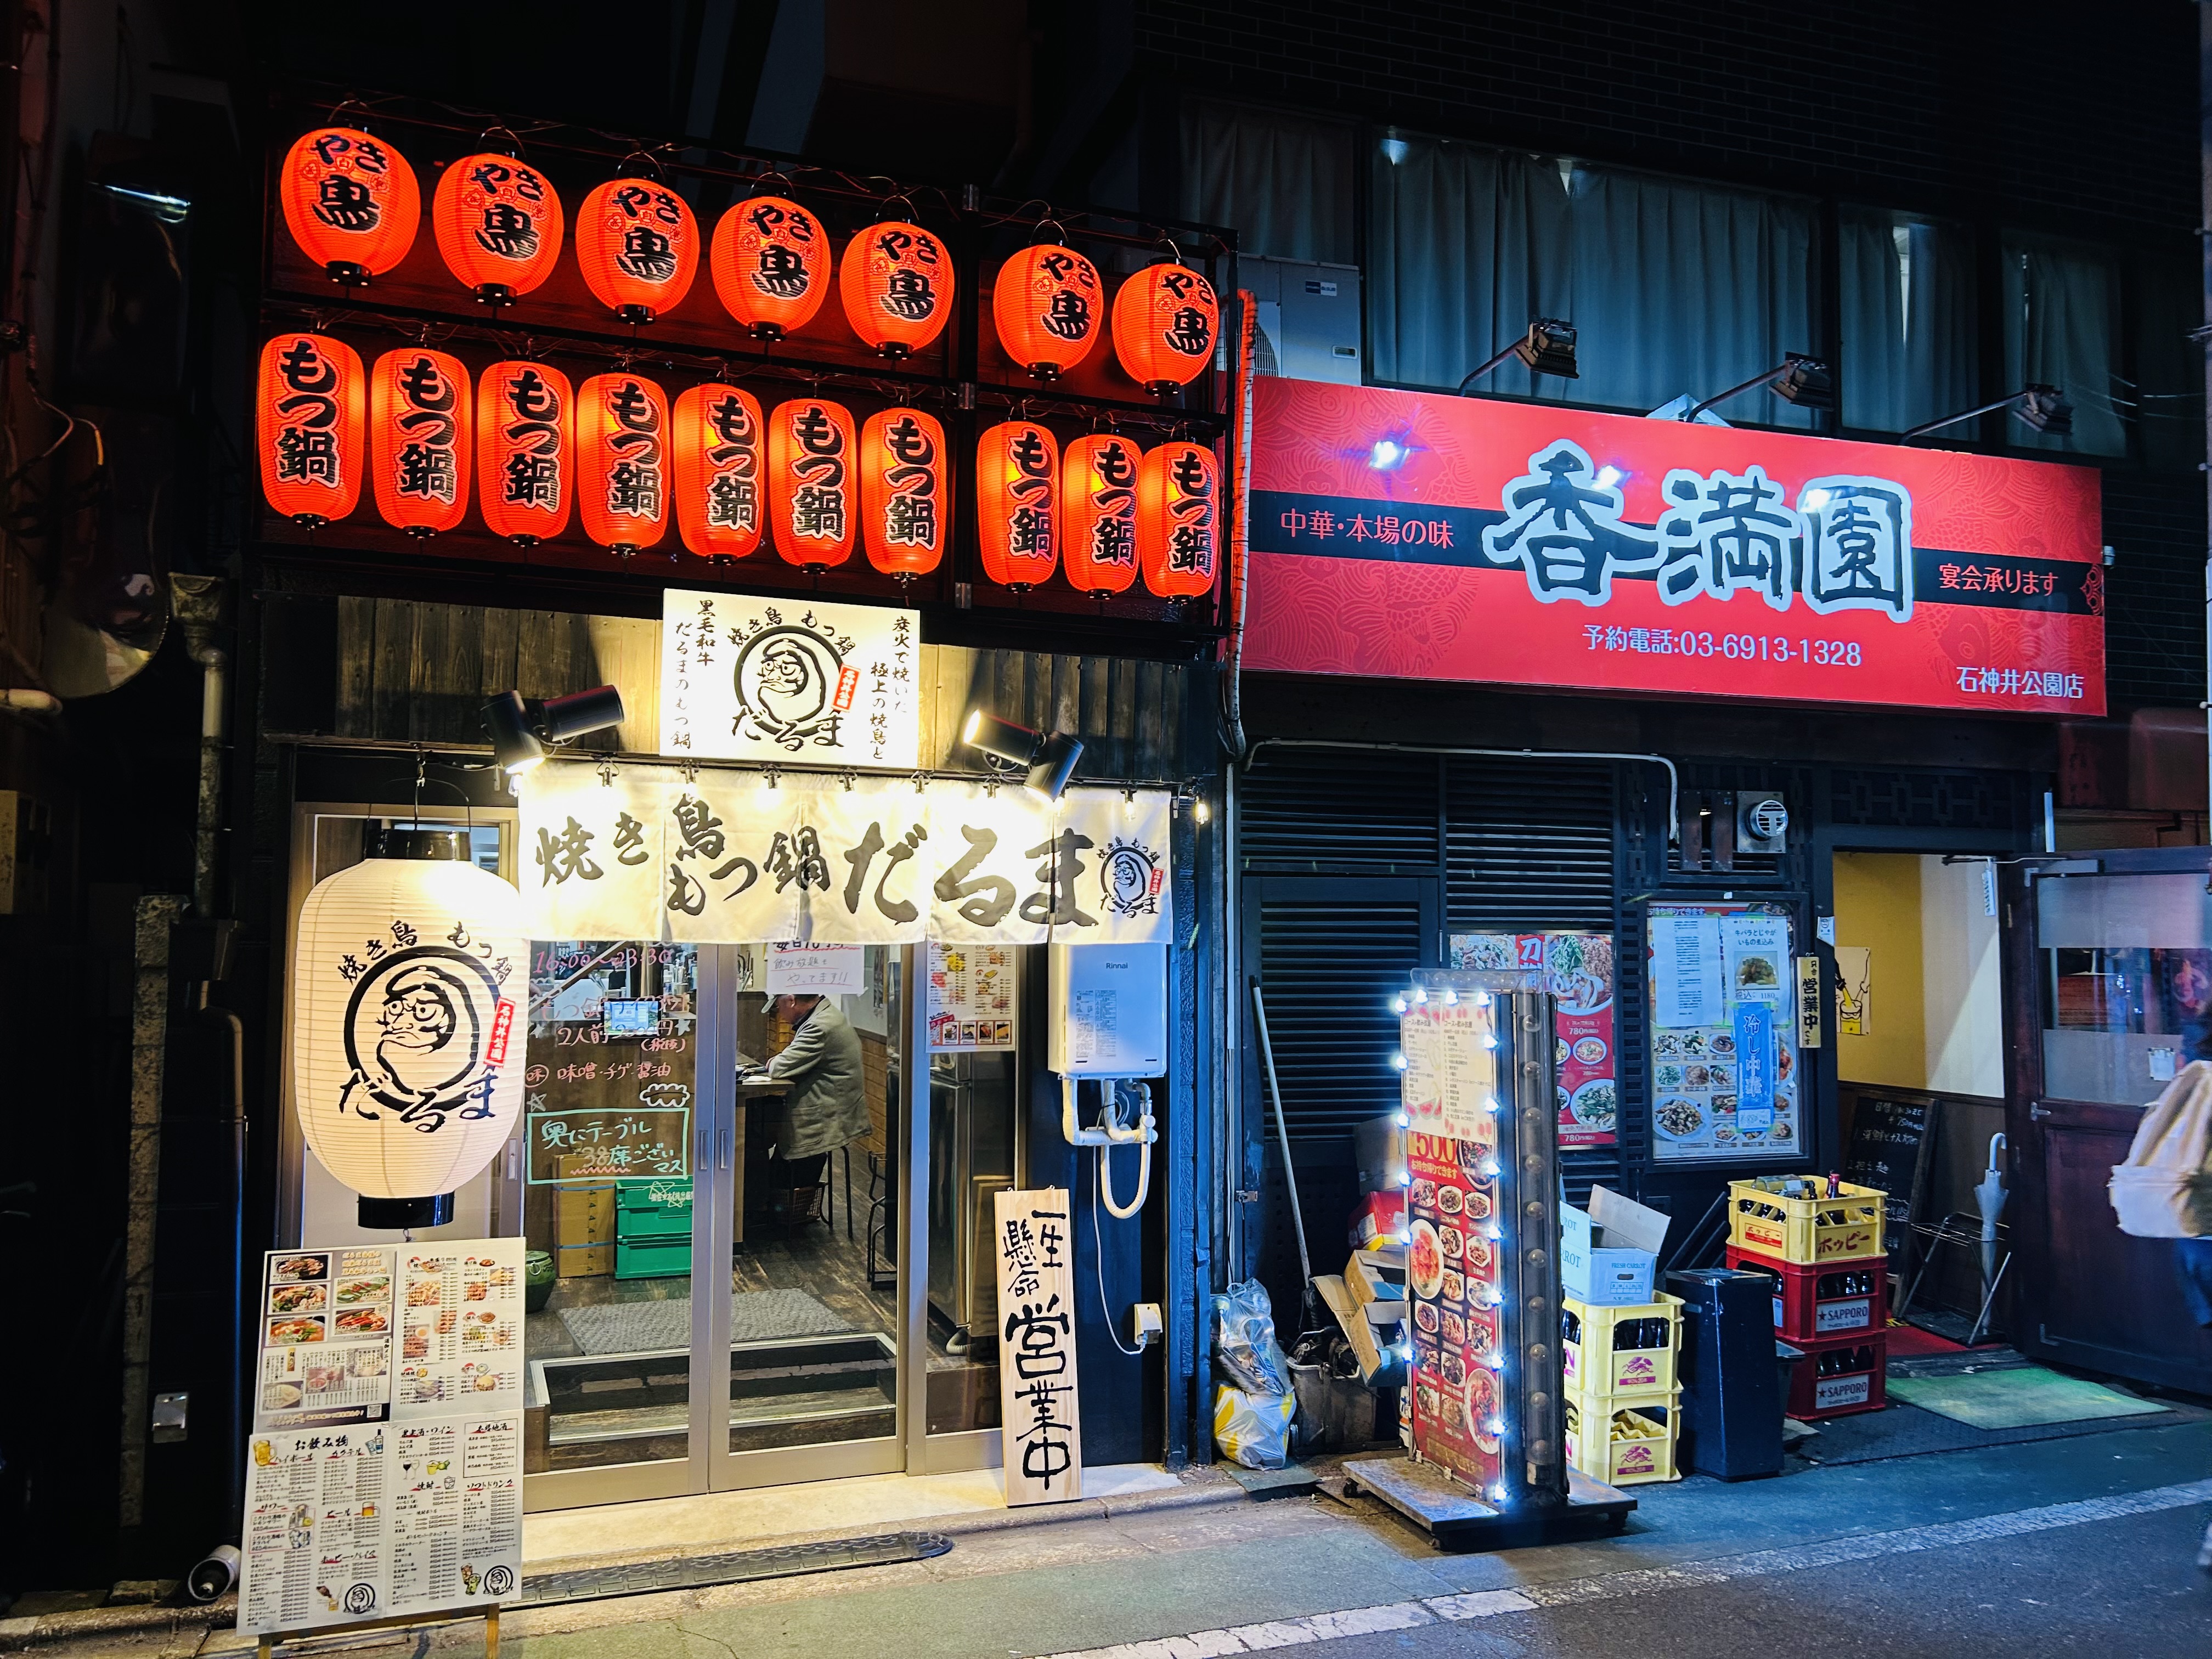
[1239, 257, 1362, 386]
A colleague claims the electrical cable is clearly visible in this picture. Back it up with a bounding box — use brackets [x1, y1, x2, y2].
[1091, 1143, 1145, 1357]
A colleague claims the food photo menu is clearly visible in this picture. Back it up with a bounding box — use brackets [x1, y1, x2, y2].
[240, 1238, 523, 1637]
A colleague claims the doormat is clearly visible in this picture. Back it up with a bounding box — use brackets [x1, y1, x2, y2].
[1793, 1397, 2206, 1468]
[522, 1531, 953, 1609]
[1886, 1364, 2171, 1429]
[557, 1289, 853, 1356]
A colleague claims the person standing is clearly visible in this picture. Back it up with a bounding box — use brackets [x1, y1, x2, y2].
[752, 992, 867, 1226]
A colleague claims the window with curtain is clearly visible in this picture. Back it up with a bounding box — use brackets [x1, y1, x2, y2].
[1837, 210, 1979, 434]
[1368, 133, 1818, 427]
[1179, 100, 1357, 266]
[2002, 234, 2127, 458]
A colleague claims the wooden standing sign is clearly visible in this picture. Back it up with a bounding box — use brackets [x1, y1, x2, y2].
[993, 1187, 1084, 1505]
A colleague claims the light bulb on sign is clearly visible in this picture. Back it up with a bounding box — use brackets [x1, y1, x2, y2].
[1442, 988, 1458, 1005]
[1481, 1158, 1500, 1177]
[1395, 1111, 1410, 1128]
[1397, 1170, 1412, 1189]
[1489, 1482, 1509, 1503]
[1487, 1351, 1506, 1373]
[1483, 1096, 1501, 1114]
[1412, 986, 1427, 1005]
[1486, 1222, 1503, 1242]
[1396, 1230, 1410, 1244]
[1487, 1418, 1506, 1436]
[1390, 1052, 1407, 1071]
[1392, 996, 1408, 1014]
[1368, 438, 1405, 471]
[1594, 465, 1623, 489]
[1473, 990, 1491, 1006]
[1481, 1032, 1498, 1050]
[1803, 487, 1831, 510]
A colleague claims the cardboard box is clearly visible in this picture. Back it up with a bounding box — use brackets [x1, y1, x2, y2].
[1560, 1185, 1670, 1306]
[1345, 1250, 1408, 1327]
[1313, 1272, 1405, 1387]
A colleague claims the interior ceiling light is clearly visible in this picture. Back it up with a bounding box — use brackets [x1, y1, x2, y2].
[1682, 352, 1833, 422]
[479, 685, 627, 776]
[1899, 383, 2073, 443]
[1458, 318, 1578, 394]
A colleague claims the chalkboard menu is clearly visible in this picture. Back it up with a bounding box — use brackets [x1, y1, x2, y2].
[1841, 1093, 1933, 1270]
[523, 941, 698, 1187]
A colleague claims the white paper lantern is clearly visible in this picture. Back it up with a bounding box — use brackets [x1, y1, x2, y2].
[292, 842, 524, 1227]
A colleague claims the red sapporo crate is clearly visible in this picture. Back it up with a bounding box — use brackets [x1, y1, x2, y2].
[1784, 1328, 1888, 1419]
[1726, 1246, 1889, 1344]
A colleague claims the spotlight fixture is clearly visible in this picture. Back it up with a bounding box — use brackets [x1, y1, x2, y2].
[959, 707, 1085, 802]
[1682, 353, 1833, 422]
[1457, 318, 1578, 394]
[479, 685, 627, 776]
[1899, 382, 2073, 443]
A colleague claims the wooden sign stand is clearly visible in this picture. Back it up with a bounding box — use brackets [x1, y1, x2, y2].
[254, 1602, 500, 1658]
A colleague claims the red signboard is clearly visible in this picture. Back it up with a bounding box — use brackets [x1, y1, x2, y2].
[1246, 379, 2105, 715]
[1405, 1131, 1504, 1493]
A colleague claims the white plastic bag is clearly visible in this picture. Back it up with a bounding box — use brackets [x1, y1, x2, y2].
[2109, 1060, 2212, 1238]
[1214, 1384, 1295, 1469]
[1212, 1279, 1294, 1396]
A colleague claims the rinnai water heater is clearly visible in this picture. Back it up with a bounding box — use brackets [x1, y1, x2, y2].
[1047, 943, 1169, 1077]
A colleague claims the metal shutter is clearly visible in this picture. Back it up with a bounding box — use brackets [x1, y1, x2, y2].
[1241, 749, 1441, 873]
[1254, 889, 1427, 1139]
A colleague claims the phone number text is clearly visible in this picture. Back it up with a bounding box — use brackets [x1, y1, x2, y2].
[1582, 626, 1863, 666]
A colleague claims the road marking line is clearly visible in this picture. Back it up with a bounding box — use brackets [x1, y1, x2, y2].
[1038, 1477, 2212, 1658]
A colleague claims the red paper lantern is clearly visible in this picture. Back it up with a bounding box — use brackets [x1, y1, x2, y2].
[975, 421, 1059, 590]
[1111, 263, 1219, 395]
[839, 222, 953, 358]
[431, 153, 564, 306]
[257, 332, 364, 526]
[576, 373, 672, 556]
[278, 127, 420, 285]
[369, 347, 471, 537]
[574, 178, 699, 324]
[1139, 441, 1220, 601]
[672, 383, 765, 559]
[992, 242, 1102, 380]
[1059, 434, 1141, 597]
[710, 196, 830, 340]
[858, 407, 946, 582]
[475, 361, 573, 545]
[768, 397, 859, 569]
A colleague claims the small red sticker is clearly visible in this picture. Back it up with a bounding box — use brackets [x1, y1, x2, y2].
[834, 665, 860, 711]
[488, 999, 516, 1066]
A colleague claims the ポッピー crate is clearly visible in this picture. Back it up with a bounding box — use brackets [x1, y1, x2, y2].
[1561, 1293, 1682, 1397]
[1564, 1392, 1679, 1485]
[1725, 1248, 1888, 1342]
[1784, 1328, 1888, 1419]
[1726, 1177, 1884, 1266]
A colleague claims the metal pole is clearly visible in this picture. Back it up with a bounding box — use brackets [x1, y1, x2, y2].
[2200, 1, 2211, 845]
[1249, 984, 1312, 1295]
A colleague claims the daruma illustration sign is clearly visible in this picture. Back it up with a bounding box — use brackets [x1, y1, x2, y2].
[1247, 380, 2105, 715]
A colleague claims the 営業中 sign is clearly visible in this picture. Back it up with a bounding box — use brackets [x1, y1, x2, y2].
[1246, 380, 2104, 715]
[994, 1188, 1083, 1505]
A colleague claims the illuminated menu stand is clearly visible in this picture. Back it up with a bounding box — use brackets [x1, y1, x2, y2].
[255, 1606, 499, 1659]
[1341, 969, 1637, 1549]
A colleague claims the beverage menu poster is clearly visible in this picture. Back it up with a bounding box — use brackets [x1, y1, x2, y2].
[1403, 1123, 1504, 1497]
[927, 941, 1018, 1052]
[240, 1239, 523, 1637]
[1450, 933, 1618, 1150]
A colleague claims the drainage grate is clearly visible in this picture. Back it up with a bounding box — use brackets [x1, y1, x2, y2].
[521, 1531, 953, 1609]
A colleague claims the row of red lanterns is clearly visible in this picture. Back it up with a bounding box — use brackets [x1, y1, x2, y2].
[255, 332, 1218, 599]
[281, 127, 1220, 394]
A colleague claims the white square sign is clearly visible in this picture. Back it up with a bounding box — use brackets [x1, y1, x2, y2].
[661, 589, 921, 768]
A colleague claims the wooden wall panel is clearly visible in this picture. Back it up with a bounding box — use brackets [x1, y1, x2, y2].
[323, 601, 1202, 780]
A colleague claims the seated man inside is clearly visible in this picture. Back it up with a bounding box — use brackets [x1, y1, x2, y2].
[745, 991, 867, 1227]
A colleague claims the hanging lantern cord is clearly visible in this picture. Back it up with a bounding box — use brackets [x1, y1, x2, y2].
[1156, 233, 1183, 267]
[327, 97, 372, 130]
[480, 125, 525, 159]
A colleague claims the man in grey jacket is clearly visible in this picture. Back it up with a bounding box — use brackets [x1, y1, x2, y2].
[756, 993, 868, 1222]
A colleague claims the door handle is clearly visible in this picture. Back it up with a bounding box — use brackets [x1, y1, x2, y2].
[2029, 1104, 2053, 1123]
[718, 1125, 732, 1171]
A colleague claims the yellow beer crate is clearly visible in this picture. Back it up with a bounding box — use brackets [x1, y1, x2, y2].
[1564, 1392, 1679, 1486]
[1726, 1177, 1885, 1267]
[1561, 1294, 1681, 1398]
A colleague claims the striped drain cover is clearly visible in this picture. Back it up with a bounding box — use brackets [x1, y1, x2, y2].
[522, 1531, 953, 1607]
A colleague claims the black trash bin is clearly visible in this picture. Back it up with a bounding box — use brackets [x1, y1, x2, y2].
[1668, 1267, 1786, 1481]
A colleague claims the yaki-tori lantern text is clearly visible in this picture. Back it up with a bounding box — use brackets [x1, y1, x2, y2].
[1060, 433, 1141, 597]
[993, 243, 1102, 380]
[574, 177, 699, 324]
[712, 196, 830, 340]
[476, 360, 573, 545]
[840, 221, 953, 358]
[291, 846, 524, 1227]
[673, 382, 765, 559]
[1111, 263, 1218, 395]
[576, 372, 672, 556]
[859, 407, 946, 582]
[1139, 441, 1220, 601]
[279, 126, 420, 285]
[258, 332, 365, 527]
[432, 153, 565, 305]
[976, 420, 1059, 589]
[370, 347, 471, 537]
[768, 397, 858, 569]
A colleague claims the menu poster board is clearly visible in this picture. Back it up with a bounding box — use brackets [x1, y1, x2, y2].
[928, 940, 1017, 1052]
[1400, 996, 1499, 1143]
[524, 941, 695, 1188]
[1404, 1130, 1504, 1494]
[240, 1240, 524, 1637]
[1648, 903, 1803, 1162]
[1449, 933, 1619, 1149]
